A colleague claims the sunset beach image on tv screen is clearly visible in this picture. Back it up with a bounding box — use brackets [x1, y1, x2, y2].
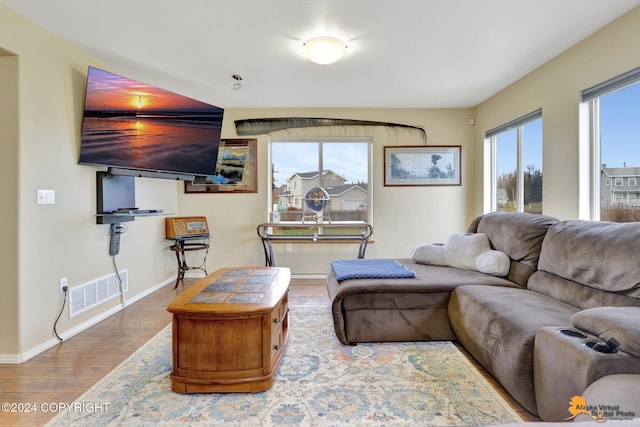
[79, 67, 223, 176]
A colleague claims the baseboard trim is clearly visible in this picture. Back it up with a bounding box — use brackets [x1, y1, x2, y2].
[292, 274, 327, 280]
[0, 277, 175, 364]
[184, 272, 328, 280]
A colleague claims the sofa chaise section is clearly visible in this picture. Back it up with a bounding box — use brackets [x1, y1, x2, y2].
[327, 260, 514, 344]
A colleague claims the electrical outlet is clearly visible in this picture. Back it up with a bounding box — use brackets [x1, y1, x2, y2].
[60, 277, 68, 292]
[286, 244, 292, 252]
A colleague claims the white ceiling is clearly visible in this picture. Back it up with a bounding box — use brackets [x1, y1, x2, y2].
[3, 0, 640, 109]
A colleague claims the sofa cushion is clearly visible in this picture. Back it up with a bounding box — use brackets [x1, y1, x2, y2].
[528, 270, 640, 310]
[537, 220, 640, 298]
[448, 285, 579, 415]
[577, 374, 640, 422]
[572, 307, 640, 357]
[475, 212, 559, 286]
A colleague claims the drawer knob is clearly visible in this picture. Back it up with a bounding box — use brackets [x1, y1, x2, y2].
[273, 317, 280, 324]
[274, 344, 281, 350]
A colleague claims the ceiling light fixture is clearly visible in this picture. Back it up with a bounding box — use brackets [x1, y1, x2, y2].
[232, 74, 244, 90]
[303, 37, 347, 65]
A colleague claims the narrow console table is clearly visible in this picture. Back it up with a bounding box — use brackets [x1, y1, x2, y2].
[168, 237, 209, 288]
[257, 221, 373, 266]
[167, 266, 291, 393]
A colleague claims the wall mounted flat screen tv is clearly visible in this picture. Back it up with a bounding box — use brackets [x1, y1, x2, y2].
[79, 66, 223, 179]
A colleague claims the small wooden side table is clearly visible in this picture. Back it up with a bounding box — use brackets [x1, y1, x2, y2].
[167, 266, 291, 393]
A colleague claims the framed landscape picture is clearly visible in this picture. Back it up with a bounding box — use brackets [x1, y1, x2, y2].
[185, 138, 257, 193]
[384, 145, 461, 186]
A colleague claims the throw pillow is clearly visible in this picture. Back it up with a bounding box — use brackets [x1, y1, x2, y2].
[411, 243, 444, 266]
[476, 250, 511, 276]
[442, 233, 492, 270]
[411, 232, 510, 277]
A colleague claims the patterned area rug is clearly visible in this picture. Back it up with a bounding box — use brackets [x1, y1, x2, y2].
[47, 305, 522, 426]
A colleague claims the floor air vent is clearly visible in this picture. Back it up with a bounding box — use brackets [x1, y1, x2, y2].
[69, 270, 128, 318]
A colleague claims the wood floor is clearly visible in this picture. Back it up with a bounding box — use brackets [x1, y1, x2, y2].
[0, 278, 538, 426]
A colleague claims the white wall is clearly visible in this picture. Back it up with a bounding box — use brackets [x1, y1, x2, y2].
[0, 4, 180, 359]
[179, 108, 475, 275]
[473, 7, 640, 220]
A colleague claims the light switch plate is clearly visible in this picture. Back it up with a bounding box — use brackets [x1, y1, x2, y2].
[37, 189, 55, 205]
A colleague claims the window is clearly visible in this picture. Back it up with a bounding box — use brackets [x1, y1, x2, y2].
[486, 110, 543, 213]
[583, 67, 640, 222]
[270, 140, 372, 222]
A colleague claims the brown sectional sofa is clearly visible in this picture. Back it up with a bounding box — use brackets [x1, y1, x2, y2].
[326, 212, 640, 421]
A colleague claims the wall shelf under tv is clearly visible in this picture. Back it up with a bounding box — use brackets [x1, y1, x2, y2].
[95, 171, 170, 224]
[96, 211, 173, 219]
[106, 167, 196, 182]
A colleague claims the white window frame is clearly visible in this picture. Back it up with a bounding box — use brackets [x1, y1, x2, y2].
[615, 178, 624, 186]
[581, 66, 640, 220]
[268, 137, 373, 224]
[629, 177, 637, 186]
[485, 109, 543, 213]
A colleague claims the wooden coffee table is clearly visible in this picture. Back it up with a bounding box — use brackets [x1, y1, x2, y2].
[167, 266, 290, 393]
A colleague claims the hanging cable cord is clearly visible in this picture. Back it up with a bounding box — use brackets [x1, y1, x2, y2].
[53, 287, 68, 341]
[110, 223, 128, 306]
[112, 253, 126, 306]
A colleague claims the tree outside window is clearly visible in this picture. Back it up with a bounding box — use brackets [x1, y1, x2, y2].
[490, 113, 543, 214]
